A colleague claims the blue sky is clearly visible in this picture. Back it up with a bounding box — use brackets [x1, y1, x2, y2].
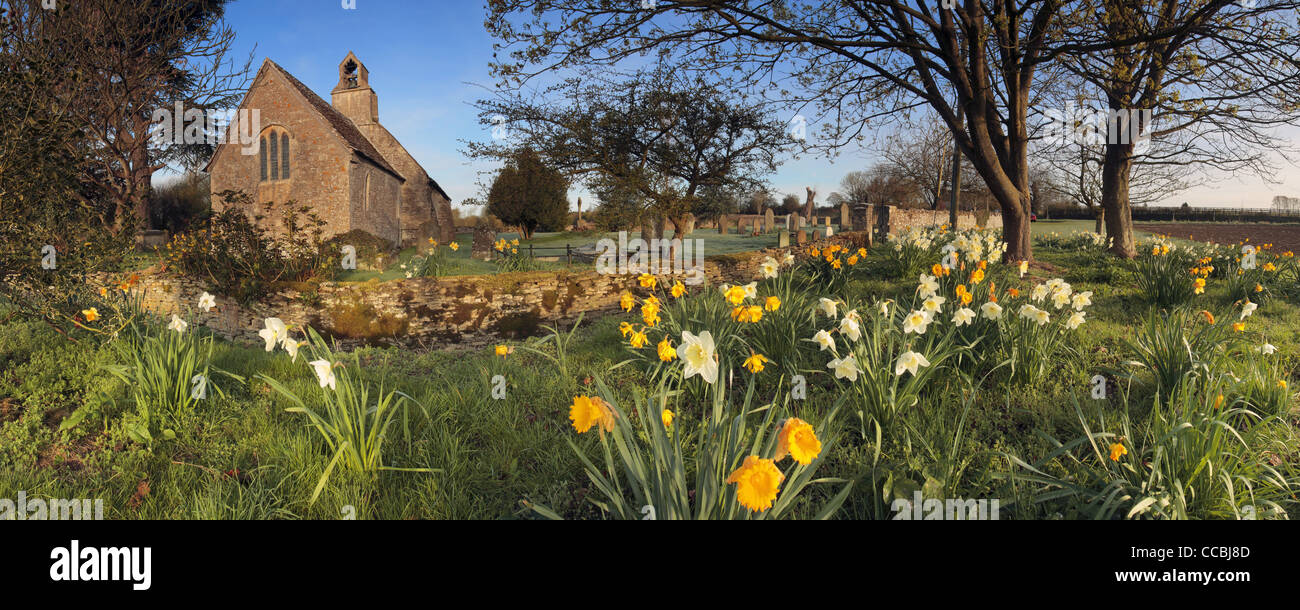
[204, 0, 1298, 211]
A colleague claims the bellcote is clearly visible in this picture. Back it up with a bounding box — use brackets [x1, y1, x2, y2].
[331, 51, 378, 126]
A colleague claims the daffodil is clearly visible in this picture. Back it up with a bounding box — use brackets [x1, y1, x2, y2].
[661, 409, 674, 428]
[1109, 442, 1127, 462]
[638, 273, 658, 289]
[657, 338, 676, 362]
[258, 318, 288, 352]
[641, 302, 661, 327]
[495, 345, 511, 357]
[570, 395, 616, 434]
[619, 321, 634, 338]
[284, 339, 305, 362]
[726, 456, 784, 512]
[309, 360, 337, 391]
[980, 301, 1003, 320]
[724, 285, 748, 305]
[922, 295, 946, 314]
[1241, 301, 1257, 320]
[449, 242, 459, 251]
[839, 315, 862, 341]
[952, 307, 975, 327]
[764, 296, 781, 312]
[620, 292, 636, 312]
[742, 282, 758, 299]
[630, 329, 650, 349]
[1260, 343, 1277, 355]
[198, 292, 216, 312]
[1194, 278, 1206, 295]
[742, 352, 769, 373]
[917, 274, 939, 299]
[818, 298, 838, 318]
[775, 418, 822, 465]
[1233, 322, 1246, 333]
[670, 281, 687, 298]
[81, 308, 100, 322]
[902, 309, 932, 335]
[1018, 260, 1028, 277]
[1066, 310, 1086, 330]
[168, 315, 188, 334]
[827, 354, 861, 382]
[1071, 291, 1092, 311]
[809, 329, 836, 353]
[760, 257, 780, 279]
[894, 350, 931, 377]
[677, 331, 718, 384]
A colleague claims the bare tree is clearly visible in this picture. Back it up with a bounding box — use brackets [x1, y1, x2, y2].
[4, 0, 253, 233]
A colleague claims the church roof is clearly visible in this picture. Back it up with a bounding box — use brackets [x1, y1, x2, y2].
[264, 60, 403, 181]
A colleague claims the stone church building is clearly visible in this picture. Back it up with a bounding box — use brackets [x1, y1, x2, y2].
[206, 52, 454, 246]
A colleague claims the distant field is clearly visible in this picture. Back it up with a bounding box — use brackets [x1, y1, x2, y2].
[1135, 222, 1300, 252]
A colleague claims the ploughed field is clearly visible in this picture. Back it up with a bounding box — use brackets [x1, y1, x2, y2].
[1135, 222, 1300, 252]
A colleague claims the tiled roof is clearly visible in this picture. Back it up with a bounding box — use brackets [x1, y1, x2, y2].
[265, 60, 403, 181]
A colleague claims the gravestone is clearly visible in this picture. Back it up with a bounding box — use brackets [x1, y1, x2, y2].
[852, 205, 875, 247]
[840, 203, 851, 229]
[778, 231, 790, 248]
[797, 216, 806, 230]
[763, 208, 775, 232]
[784, 214, 794, 231]
[753, 218, 762, 235]
[471, 225, 497, 261]
[824, 226, 834, 238]
[718, 214, 728, 235]
[824, 216, 831, 227]
[875, 205, 892, 237]
[796, 229, 808, 245]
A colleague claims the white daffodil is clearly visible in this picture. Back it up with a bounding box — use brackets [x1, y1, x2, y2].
[309, 359, 337, 391]
[818, 298, 839, 319]
[782, 253, 795, 266]
[902, 309, 932, 335]
[1066, 310, 1086, 330]
[941, 251, 958, 270]
[918, 274, 940, 299]
[1071, 291, 1093, 311]
[167, 314, 187, 334]
[839, 316, 862, 342]
[742, 282, 758, 299]
[1051, 290, 1072, 310]
[1032, 308, 1051, 326]
[284, 339, 305, 362]
[197, 292, 216, 312]
[1241, 300, 1258, 320]
[677, 330, 719, 384]
[1260, 343, 1277, 355]
[952, 307, 976, 327]
[760, 257, 780, 279]
[922, 295, 946, 314]
[1030, 284, 1050, 303]
[1018, 260, 1028, 278]
[894, 350, 931, 377]
[258, 318, 288, 352]
[878, 300, 893, 316]
[827, 354, 861, 382]
[981, 301, 1004, 320]
[809, 329, 837, 352]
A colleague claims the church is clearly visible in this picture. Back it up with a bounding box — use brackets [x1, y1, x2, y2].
[206, 52, 454, 246]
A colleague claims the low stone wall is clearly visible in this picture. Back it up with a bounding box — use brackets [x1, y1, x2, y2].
[115, 237, 865, 349]
[887, 207, 1003, 234]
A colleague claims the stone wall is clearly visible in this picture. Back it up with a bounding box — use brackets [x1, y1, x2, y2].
[116, 236, 863, 350]
[886, 207, 1003, 234]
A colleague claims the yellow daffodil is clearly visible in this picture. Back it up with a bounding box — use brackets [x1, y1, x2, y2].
[641, 302, 661, 327]
[723, 285, 747, 305]
[619, 321, 634, 337]
[1214, 394, 1225, 410]
[774, 418, 822, 465]
[726, 456, 784, 512]
[670, 281, 686, 298]
[1194, 278, 1206, 295]
[657, 338, 676, 362]
[81, 308, 100, 322]
[764, 296, 781, 312]
[449, 242, 459, 251]
[1233, 322, 1246, 333]
[1109, 442, 1127, 462]
[638, 273, 658, 289]
[570, 395, 616, 434]
[661, 409, 674, 428]
[620, 292, 636, 312]
[742, 352, 769, 373]
[630, 329, 649, 348]
[495, 345, 512, 357]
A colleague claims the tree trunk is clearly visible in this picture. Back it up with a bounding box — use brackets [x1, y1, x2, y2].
[1094, 206, 1105, 234]
[1100, 142, 1138, 258]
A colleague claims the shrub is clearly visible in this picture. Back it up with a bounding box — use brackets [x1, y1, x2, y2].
[161, 191, 340, 303]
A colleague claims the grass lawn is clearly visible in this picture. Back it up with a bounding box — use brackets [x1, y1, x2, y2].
[3, 227, 1297, 520]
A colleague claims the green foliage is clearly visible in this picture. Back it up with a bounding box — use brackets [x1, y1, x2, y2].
[487, 148, 570, 238]
[161, 191, 341, 303]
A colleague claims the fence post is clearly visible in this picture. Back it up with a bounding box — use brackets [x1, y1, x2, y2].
[529, 244, 535, 259]
[566, 244, 571, 265]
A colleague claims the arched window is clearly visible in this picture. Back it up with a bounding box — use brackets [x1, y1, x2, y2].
[259, 137, 268, 181]
[259, 128, 292, 182]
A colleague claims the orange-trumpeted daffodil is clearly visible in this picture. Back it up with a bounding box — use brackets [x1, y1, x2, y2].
[569, 395, 616, 434]
[774, 418, 822, 466]
[81, 308, 100, 322]
[1109, 442, 1128, 462]
[726, 456, 784, 512]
